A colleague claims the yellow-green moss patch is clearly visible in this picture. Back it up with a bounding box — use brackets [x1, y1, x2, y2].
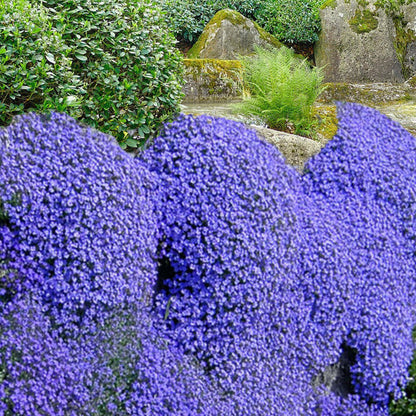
[183, 58, 244, 102]
[312, 104, 338, 142]
[349, 8, 379, 33]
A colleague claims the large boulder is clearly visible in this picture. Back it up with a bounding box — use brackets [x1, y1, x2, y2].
[183, 59, 243, 102]
[187, 9, 282, 60]
[315, 0, 403, 82]
[403, 3, 416, 78]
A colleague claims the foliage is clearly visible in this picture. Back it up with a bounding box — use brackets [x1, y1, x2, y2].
[375, 0, 413, 15]
[160, 0, 218, 44]
[390, 329, 416, 415]
[0, 0, 80, 126]
[254, 0, 325, 44]
[233, 46, 325, 137]
[160, 0, 266, 44]
[42, 0, 184, 148]
[2, 104, 416, 414]
[1, 0, 183, 148]
[161, 0, 326, 45]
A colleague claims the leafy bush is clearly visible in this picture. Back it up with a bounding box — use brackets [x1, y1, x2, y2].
[43, 0, 184, 148]
[0, 0, 80, 126]
[1, 0, 183, 148]
[161, 0, 325, 45]
[254, 0, 325, 44]
[233, 46, 325, 137]
[160, 0, 219, 44]
[161, 0, 266, 44]
[0, 112, 159, 333]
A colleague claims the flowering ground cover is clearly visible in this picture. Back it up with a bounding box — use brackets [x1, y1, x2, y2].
[0, 103, 415, 415]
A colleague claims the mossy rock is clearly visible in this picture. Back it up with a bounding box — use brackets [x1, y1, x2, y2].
[315, 0, 404, 82]
[187, 9, 282, 60]
[312, 104, 339, 143]
[317, 82, 416, 105]
[183, 58, 243, 103]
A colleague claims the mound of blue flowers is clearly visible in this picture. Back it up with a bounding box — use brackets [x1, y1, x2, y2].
[303, 102, 416, 407]
[139, 109, 415, 415]
[0, 112, 230, 415]
[1, 105, 415, 415]
[0, 112, 159, 334]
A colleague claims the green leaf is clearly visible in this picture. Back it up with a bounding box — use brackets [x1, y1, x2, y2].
[45, 53, 55, 64]
[126, 138, 138, 148]
[75, 54, 87, 61]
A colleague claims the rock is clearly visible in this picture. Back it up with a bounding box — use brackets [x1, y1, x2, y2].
[252, 126, 324, 173]
[311, 344, 356, 398]
[402, 3, 416, 79]
[183, 59, 243, 103]
[187, 9, 282, 60]
[317, 82, 416, 105]
[315, 0, 403, 82]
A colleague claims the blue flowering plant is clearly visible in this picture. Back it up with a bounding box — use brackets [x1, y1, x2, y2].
[1, 102, 416, 415]
[0, 112, 159, 334]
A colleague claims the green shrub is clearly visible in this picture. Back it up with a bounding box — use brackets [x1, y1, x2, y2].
[0, 0, 81, 126]
[160, 0, 218, 44]
[254, 0, 325, 44]
[233, 46, 325, 137]
[40, 0, 184, 148]
[161, 0, 265, 44]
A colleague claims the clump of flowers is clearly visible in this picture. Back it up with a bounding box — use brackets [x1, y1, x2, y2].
[0, 112, 232, 415]
[303, 102, 416, 407]
[1, 105, 415, 415]
[0, 112, 158, 333]
[140, 110, 416, 415]
[0, 293, 231, 415]
[139, 114, 324, 414]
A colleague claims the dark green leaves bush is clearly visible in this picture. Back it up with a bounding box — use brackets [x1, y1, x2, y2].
[42, 0, 184, 148]
[1, 0, 183, 148]
[160, 0, 325, 46]
[161, 0, 262, 44]
[255, 0, 325, 44]
[0, 0, 81, 126]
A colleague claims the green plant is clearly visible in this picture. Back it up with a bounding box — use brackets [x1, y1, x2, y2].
[41, 0, 184, 148]
[160, 0, 265, 44]
[160, 0, 219, 44]
[0, 0, 81, 126]
[254, 0, 327, 44]
[233, 46, 325, 137]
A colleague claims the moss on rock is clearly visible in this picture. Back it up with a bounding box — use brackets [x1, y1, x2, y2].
[187, 9, 282, 60]
[317, 82, 416, 105]
[349, 8, 379, 33]
[183, 58, 243, 102]
[312, 104, 339, 142]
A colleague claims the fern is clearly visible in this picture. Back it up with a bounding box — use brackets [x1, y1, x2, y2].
[233, 46, 325, 137]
